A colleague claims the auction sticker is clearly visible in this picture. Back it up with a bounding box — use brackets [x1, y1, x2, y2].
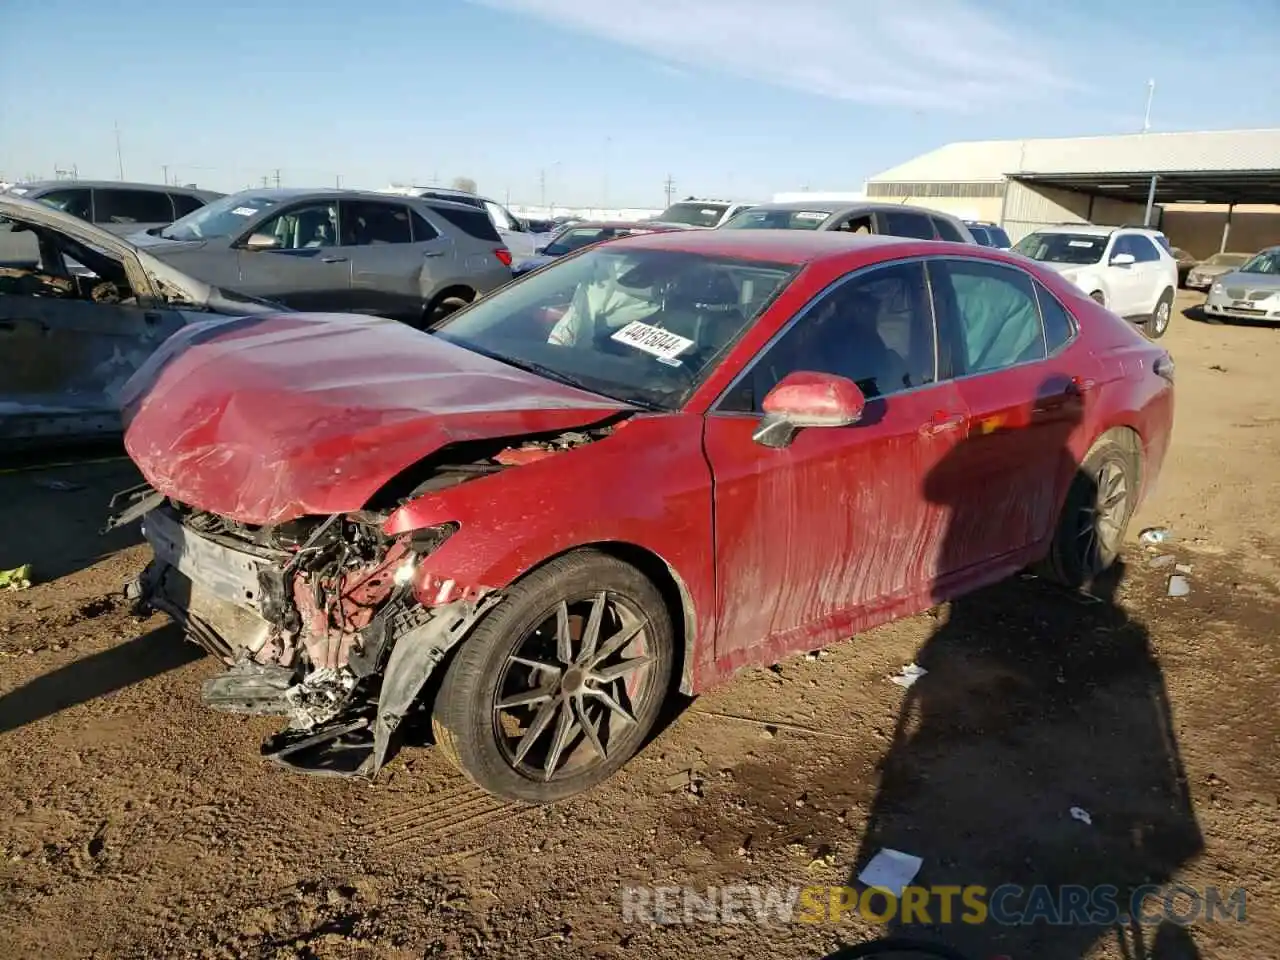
[611, 320, 694, 361]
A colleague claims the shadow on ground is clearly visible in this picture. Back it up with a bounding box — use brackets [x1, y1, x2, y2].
[0, 453, 143, 579]
[0, 624, 201, 735]
[846, 393, 1203, 959]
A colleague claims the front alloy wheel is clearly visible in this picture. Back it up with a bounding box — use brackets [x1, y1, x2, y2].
[433, 551, 674, 803]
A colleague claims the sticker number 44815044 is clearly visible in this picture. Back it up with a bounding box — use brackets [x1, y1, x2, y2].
[611, 320, 695, 363]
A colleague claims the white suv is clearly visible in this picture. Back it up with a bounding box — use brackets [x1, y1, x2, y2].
[650, 198, 757, 229]
[1011, 224, 1179, 339]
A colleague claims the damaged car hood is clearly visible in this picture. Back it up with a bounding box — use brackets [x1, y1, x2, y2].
[121, 313, 634, 525]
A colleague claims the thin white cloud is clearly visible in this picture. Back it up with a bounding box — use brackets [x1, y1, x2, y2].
[472, 0, 1079, 110]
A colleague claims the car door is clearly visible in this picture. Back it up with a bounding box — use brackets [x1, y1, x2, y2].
[340, 199, 445, 320]
[1104, 235, 1145, 316]
[1126, 234, 1165, 312]
[703, 259, 971, 667]
[91, 188, 177, 237]
[0, 286, 186, 443]
[925, 256, 1100, 581]
[232, 200, 353, 310]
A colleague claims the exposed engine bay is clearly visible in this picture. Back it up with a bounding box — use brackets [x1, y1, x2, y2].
[111, 425, 614, 777]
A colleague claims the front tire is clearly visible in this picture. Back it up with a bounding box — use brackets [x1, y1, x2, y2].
[1039, 432, 1139, 589]
[432, 551, 674, 803]
[1145, 288, 1174, 339]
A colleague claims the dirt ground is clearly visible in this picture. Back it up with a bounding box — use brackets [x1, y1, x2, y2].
[2, 292, 1278, 960]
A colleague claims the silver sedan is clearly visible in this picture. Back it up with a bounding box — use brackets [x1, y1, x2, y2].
[1204, 247, 1280, 323]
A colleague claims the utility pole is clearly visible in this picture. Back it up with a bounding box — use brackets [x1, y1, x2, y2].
[114, 122, 124, 179]
[261, 175, 270, 189]
[162, 164, 170, 185]
[1142, 79, 1155, 133]
[273, 168, 281, 188]
[663, 174, 676, 208]
[335, 174, 342, 188]
[539, 168, 547, 207]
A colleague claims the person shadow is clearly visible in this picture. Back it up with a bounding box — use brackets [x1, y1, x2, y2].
[846, 377, 1204, 960]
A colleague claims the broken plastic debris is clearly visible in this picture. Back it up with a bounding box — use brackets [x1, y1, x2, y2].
[858, 848, 923, 897]
[1148, 554, 1176, 569]
[1174, 563, 1193, 575]
[1167, 575, 1191, 597]
[1139, 527, 1171, 545]
[1069, 806, 1093, 826]
[0, 564, 32, 591]
[889, 663, 928, 688]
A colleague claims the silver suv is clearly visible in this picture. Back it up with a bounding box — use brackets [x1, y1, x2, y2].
[129, 189, 516, 327]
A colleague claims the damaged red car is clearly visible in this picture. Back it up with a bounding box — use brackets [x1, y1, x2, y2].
[113, 229, 1174, 803]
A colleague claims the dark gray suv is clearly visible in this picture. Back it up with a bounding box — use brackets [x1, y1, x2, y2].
[130, 189, 516, 326]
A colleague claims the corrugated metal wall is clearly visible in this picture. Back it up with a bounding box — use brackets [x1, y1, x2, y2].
[1001, 182, 1153, 242]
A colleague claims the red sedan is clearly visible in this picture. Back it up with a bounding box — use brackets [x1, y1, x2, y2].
[116, 229, 1174, 803]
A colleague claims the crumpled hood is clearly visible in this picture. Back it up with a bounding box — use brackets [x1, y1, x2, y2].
[121, 313, 632, 525]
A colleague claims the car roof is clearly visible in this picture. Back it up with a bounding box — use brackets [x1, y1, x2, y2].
[1030, 223, 1163, 238]
[209, 187, 486, 212]
[742, 200, 963, 220]
[605, 227, 959, 264]
[13, 179, 221, 196]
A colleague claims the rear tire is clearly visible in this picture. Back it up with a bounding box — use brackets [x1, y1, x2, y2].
[1089, 290, 1106, 307]
[1039, 432, 1139, 589]
[1145, 288, 1174, 339]
[432, 551, 674, 804]
[421, 293, 473, 329]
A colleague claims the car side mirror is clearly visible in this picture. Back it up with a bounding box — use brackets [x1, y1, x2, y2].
[534, 245, 547, 255]
[1110, 252, 1136, 266]
[244, 232, 280, 251]
[752, 371, 866, 449]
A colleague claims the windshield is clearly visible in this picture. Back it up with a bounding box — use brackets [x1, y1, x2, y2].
[160, 194, 280, 241]
[543, 227, 610, 256]
[968, 226, 993, 246]
[1207, 252, 1252, 267]
[655, 202, 730, 228]
[720, 208, 830, 230]
[1240, 250, 1280, 275]
[1013, 232, 1108, 265]
[434, 247, 797, 409]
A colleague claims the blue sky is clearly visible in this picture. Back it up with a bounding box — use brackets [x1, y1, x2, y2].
[2, 0, 1277, 206]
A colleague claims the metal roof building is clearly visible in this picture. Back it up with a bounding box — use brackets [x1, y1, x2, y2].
[865, 128, 1280, 252]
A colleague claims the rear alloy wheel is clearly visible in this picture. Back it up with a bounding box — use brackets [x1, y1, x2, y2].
[1039, 433, 1139, 589]
[1146, 288, 1174, 339]
[432, 551, 673, 803]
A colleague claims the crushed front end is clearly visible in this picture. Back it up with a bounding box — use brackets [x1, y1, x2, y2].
[122, 494, 495, 778]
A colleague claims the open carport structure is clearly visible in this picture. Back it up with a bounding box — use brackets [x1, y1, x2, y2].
[864, 128, 1280, 253]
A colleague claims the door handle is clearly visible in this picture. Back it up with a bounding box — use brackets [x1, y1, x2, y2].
[320, 256, 348, 263]
[919, 410, 967, 437]
[423, 250, 445, 258]
[1069, 375, 1096, 394]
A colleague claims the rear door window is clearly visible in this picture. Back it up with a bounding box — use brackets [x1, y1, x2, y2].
[1035, 282, 1076, 353]
[878, 210, 936, 240]
[340, 200, 413, 245]
[93, 189, 175, 224]
[931, 217, 967, 242]
[930, 259, 1047, 376]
